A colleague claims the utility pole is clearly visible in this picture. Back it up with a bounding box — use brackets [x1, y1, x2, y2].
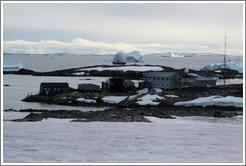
[223, 36, 227, 87]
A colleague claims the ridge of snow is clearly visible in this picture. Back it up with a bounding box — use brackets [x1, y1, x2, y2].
[79, 66, 163, 72]
[174, 95, 243, 108]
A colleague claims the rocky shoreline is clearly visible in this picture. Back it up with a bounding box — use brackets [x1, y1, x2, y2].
[3, 64, 243, 79]
[4, 105, 242, 123]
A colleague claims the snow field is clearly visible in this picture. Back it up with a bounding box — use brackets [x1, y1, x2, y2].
[3, 116, 243, 163]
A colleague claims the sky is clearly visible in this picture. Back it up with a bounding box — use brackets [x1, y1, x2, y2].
[2, 2, 244, 55]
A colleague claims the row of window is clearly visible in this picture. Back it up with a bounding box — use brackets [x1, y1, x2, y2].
[146, 77, 169, 81]
[145, 77, 175, 81]
[43, 87, 63, 91]
[152, 83, 169, 87]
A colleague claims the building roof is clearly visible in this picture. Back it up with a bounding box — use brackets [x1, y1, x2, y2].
[144, 72, 178, 78]
[78, 83, 99, 87]
[40, 82, 69, 87]
[194, 77, 217, 81]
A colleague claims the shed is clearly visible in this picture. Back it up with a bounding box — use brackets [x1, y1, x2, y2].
[39, 82, 69, 95]
[184, 77, 217, 87]
[143, 72, 182, 89]
[102, 78, 135, 93]
[78, 83, 100, 92]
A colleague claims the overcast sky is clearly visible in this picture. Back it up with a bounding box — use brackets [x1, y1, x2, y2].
[2, 2, 244, 55]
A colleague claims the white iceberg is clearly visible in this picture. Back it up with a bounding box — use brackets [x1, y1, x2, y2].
[174, 95, 243, 108]
[201, 62, 243, 73]
[169, 52, 184, 58]
[112, 51, 144, 64]
[3, 61, 25, 71]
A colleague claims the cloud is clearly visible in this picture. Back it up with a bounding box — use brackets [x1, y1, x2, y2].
[3, 38, 243, 55]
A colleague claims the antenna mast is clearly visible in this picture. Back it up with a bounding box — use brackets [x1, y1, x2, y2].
[223, 36, 227, 86]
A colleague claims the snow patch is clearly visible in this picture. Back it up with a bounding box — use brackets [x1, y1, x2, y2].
[165, 95, 179, 98]
[102, 96, 128, 104]
[175, 96, 243, 108]
[137, 94, 165, 105]
[153, 88, 163, 93]
[76, 98, 97, 103]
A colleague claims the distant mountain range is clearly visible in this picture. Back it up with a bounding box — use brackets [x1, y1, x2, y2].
[3, 52, 242, 57]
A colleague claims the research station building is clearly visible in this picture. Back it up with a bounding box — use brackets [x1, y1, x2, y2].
[143, 72, 182, 90]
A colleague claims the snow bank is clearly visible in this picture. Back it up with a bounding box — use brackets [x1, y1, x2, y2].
[112, 51, 144, 63]
[76, 98, 96, 103]
[165, 95, 179, 98]
[3, 61, 25, 70]
[201, 62, 243, 73]
[175, 96, 243, 108]
[137, 88, 149, 94]
[137, 94, 165, 105]
[79, 66, 163, 72]
[102, 96, 128, 104]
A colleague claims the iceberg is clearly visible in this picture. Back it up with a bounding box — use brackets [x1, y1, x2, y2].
[3, 61, 25, 71]
[169, 52, 184, 58]
[201, 62, 243, 73]
[112, 51, 144, 64]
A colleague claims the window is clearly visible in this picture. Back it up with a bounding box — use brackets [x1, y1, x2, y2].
[153, 78, 155, 80]
[162, 78, 164, 80]
[157, 78, 160, 80]
[166, 78, 168, 81]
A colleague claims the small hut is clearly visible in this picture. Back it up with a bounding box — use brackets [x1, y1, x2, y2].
[39, 82, 69, 95]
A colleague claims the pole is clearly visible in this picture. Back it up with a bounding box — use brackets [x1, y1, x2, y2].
[223, 36, 227, 86]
